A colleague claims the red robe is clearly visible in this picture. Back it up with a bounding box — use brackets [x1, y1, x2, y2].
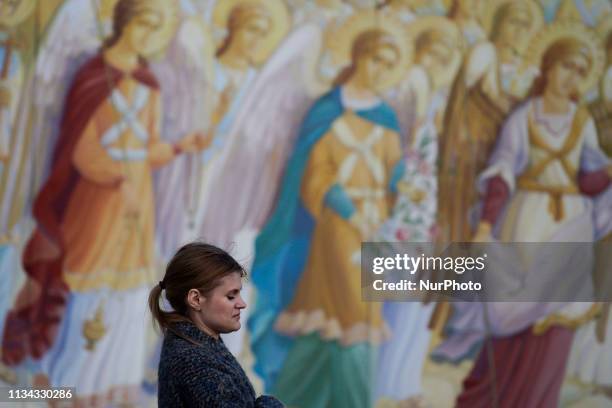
[2, 54, 159, 365]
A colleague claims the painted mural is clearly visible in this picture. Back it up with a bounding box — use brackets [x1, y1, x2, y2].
[0, 0, 610, 406]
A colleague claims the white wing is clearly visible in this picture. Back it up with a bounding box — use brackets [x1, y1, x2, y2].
[151, 15, 216, 260]
[196, 23, 326, 248]
[29, 0, 104, 188]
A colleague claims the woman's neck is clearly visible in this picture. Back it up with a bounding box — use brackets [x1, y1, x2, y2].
[189, 314, 220, 339]
[541, 88, 571, 115]
[104, 39, 139, 73]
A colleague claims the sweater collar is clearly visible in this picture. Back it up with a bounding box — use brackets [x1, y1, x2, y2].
[170, 320, 222, 347]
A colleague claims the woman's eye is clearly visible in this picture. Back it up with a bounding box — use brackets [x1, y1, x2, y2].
[227, 296, 235, 300]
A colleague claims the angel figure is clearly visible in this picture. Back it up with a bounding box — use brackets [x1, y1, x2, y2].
[373, 16, 464, 407]
[153, 0, 292, 262]
[446, 22, 610, 407]
[437, 0, 544, 244]
[247, 11, 409, 407]
[566, 18, 612, 399]
[1, 0, 206, 404]
[191, 0, 337, 358]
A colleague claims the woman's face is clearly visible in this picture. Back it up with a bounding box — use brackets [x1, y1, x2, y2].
[230, 14, 271, 63]
[546, 53, 589, 99]
[198, 273, 246, 334]
[122, 9, 164, 57]
[357, 44, 399, 91]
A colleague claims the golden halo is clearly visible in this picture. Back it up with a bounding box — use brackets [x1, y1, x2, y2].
[212, 0, 290, 65]
[523, 21, 605, 94]
[483, 0, 544, 38]
[0, 0, 35, 27]
[597, 14, 612, 44]
[407, 16, 464, 88]
[326, 10, 411, 89]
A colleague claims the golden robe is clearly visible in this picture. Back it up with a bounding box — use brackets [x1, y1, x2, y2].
[275, 112, 401, 346]
[61, 77, 174, 292]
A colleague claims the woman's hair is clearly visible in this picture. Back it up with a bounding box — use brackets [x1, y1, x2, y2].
[332, 29, 400, 86]
[529, 37, 592, 101]
[103, 0, 160, 49]
[148, 242, 246, 333]
[489, 2, 532, 42]
[215, 3, 270, 58]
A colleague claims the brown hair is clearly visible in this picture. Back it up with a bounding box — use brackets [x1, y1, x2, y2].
[215, 3, 271, 58]
[148, 242, 246, 334]
[529, 37, 592, 101]
[332, 29, 400, 86]
[103, 0, 161, 49]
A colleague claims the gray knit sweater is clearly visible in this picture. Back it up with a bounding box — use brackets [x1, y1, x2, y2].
[158, 321, 284, 407]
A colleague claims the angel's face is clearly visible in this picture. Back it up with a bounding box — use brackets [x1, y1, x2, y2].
[359, 44, 399, 91]
[496, 9, 532, 51]
[123, 9, 164, 57]
[231, 14, 271, 63]
[546, 53, 589, 100]
[417, 37, 453, 74]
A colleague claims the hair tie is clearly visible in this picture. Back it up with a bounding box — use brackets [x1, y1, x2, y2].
[159, 280, 166, 290]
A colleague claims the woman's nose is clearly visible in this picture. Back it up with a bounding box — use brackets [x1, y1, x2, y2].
[236, 296, 247, 309]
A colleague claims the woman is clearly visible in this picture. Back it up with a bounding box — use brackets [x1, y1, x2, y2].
[248, 11, 407, 407]
[150, 242, 283, 407]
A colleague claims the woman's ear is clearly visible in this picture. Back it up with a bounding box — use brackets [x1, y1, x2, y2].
[186, 289, 203, 312]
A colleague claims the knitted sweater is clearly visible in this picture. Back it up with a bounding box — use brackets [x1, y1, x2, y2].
[158, 321, 284, 407]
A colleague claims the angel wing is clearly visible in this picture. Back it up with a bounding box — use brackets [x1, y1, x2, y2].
[195, 23, 326, 249]
[386, 64, 431, 151]
[28, 0, 104, 189]
[151, 14, 216, 260]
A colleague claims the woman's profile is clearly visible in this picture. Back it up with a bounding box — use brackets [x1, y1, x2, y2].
[149, 242, 283, 407]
